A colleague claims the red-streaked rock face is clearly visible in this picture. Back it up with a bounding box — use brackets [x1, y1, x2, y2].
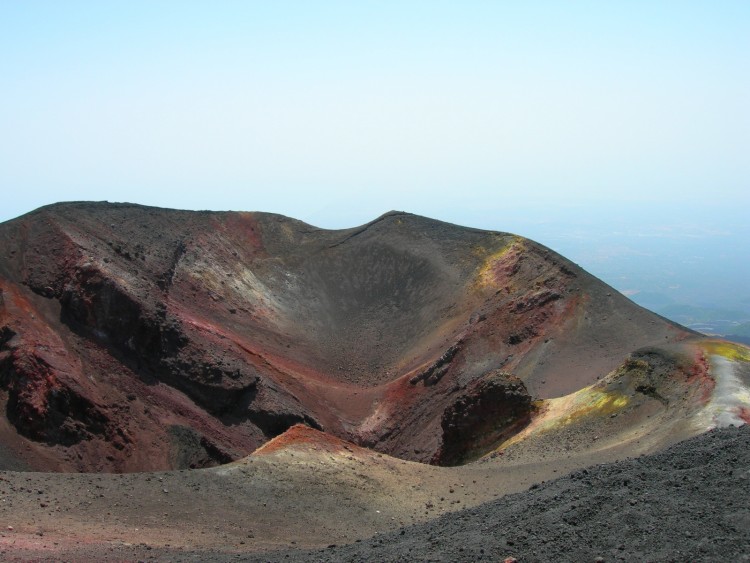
[0, 202, 697, 472]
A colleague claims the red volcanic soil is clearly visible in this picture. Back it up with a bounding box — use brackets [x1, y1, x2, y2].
[252, 422, 359, 456]
[0, 202, 698, 472]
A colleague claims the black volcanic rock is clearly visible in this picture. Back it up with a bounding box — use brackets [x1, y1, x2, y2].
[434, 370, 535, 465]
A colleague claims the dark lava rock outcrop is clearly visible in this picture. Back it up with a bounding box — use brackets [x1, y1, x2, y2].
[434, 370, 535, 466]
[0, 202, 699, 471]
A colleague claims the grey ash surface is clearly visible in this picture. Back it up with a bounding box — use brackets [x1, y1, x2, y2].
[247, 425, 750, 563]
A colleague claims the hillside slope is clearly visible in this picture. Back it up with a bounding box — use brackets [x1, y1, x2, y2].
[0, 202, 725, 471]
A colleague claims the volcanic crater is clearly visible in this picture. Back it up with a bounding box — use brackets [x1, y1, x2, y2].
[0, 202, 748, 560]
[0, 201, 712, 471]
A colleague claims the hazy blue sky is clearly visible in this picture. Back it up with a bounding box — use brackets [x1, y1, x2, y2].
[1, 1, 749, 317]
[2, 1, 748, 228]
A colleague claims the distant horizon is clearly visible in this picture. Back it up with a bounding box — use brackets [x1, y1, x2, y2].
[2, 1, 748, 323]
[4, 197, 749, 325]
[1, 194, 746, 232]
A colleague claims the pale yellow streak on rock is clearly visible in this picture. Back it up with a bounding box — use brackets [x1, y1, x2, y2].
[475, 236, 522, 289]
[495, 385, 630, 451]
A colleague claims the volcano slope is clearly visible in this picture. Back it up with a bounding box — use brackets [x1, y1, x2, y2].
[0, 201, 748, 559]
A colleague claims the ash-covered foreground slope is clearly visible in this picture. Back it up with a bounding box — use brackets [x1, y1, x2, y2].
[255, 425, 750, 563]
[0, 201, 739, 472]
[2, 424, 745, 561]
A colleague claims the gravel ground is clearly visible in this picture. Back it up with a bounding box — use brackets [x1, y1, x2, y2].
[250, 425, 750, 563]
